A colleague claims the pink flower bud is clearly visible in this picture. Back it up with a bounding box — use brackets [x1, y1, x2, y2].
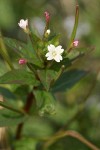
[19, 58, 27, 65]
[44, 11, 50, 22]
[73, 40, 79, 47]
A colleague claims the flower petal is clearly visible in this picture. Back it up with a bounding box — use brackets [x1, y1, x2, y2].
[54, 55, 61, 62]
[48, 44, 55, 52]
[45, 52, 50, 57]
[59, 55, 63, 60]
[18, 19, 28, 30]
[56, 46, 64, 54]
[47, 56, 53, 60]
[46, 52, 53, 60]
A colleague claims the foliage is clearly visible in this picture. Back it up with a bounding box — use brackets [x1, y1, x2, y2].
[0, 1, 100, 150]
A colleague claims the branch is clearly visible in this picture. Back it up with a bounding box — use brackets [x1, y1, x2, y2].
[43, 130, 100, 150]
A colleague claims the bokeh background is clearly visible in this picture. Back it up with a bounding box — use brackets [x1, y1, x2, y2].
[0, 0, 100, 149]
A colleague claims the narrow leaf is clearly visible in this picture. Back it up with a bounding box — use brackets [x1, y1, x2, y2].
[4, 37, 25, 53]
[0, 101, 25, 114]
[50, 58, 71, 71]
[0, 109, 27, 127]
[48, 34, 61, 46]
[52, 69, 88, 92]
[26, 35, 44, 67]
[0, 86, 16, 99]
[0, 69, 40, 85]
[4, 37, 44, 68]
[67, 5, 79, 51]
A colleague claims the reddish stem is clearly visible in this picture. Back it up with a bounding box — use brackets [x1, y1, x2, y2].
[15, 92, 34, 139]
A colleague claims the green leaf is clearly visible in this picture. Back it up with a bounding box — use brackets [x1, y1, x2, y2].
[26, 36, 44, 67]
[69, 46, 94, 64]
[67, 5, 79, 50]
[0, 101, 25, 114]
[67, 49, 81, 60]
[4, 37, 25, 54]
[4, 37, 34, 62]
[37, 59, 72, 91]
[0, 86, 16, 99]
[14, 85, 30, 97]
[52, 69, 88, 92]
[0, 109, 27, 127]
[14, 137, 37, 150]
[30, 32, 41, 46]
[34, 90, 56, 116]
[23, 117, 53, 137]
[4, 37, 44, 68]
[26, 33, 46, 68]
[50, 58, 71, 71]
[0, 69, 40, 85]
[48, 34, 61, 46]
[37, 69, 58, 91]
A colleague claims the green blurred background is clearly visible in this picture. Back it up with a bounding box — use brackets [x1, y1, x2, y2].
[0, 0, 100, 149]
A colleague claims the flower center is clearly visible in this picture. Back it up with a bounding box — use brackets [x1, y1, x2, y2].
[52, 51, 57, 57]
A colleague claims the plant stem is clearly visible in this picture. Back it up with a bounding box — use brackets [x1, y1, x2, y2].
[43, 130, 100, 150]
[15, 92, 34, 139]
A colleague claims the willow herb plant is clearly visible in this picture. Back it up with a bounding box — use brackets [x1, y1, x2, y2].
[0, 3, 99, 150]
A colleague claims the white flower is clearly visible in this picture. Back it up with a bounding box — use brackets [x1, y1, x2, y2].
[45, 44, 64, 62]
[18, 19, 28, 31]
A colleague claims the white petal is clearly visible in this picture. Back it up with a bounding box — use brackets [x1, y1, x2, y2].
[55, 46, 64, 54]
[56, 45, 62, 49]
[46, 52, 53, 60]
[45, 52, 50, 57]
[59, 55, 63, 60]
[47, 56, 53, 60]
[54, 55, 61, 62]
[25, 19, 28, 26]
[18, 19, 28, 30]
[19, 19, 24, 27]
[60, 48, 64, 54]
[48, 44, 55, 52]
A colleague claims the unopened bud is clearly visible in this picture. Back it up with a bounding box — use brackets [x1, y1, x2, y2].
[19, 58, 27, 65]
[45, 29, 50, 37]
[46, 29, 50, 34]
[73, 40, 79, 47]
[44, 11, 50, 23]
